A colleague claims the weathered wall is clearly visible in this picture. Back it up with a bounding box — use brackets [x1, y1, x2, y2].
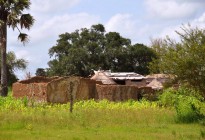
[96, 85, 153, 101]
[47, 77, 101, 103]
[125, 79, 147, 87]
[12, 76, 59, 101]
[13, 76, 155, 103]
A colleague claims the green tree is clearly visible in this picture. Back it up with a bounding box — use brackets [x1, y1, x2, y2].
[48, 24, 106, 76]
[0, 0, 34, 96]
[0, 51, 27, 86]
[48, 24, 155, 77]
[127, 43, 157, 75]
[35, 68, 46, 77]
[149, 26, 205, 95]
[103, 32, 131, 71]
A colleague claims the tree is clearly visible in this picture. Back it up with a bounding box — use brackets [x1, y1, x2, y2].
[0, 51, 27, 86]
[35, 68, 46, 77]
[48, 24, 155, 77]
[48, 24, 106, 77]
[127, 43, 157, 75]
[6, 51, 27, 85]
[149, 25, 205, 95]
[0, 0, 34, 96]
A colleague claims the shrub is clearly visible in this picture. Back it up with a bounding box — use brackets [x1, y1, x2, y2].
[159, 87, 205, 123]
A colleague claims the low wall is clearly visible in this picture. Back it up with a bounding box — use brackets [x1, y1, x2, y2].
[12, 76, 155, 103]
[96, 85, 154, 101]
[12, 76, 59, 101]
[47, 77, 101, 103]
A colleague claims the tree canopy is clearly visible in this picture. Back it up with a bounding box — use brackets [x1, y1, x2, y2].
[149, 25, 205, 94]
[47, 24, 156, 77]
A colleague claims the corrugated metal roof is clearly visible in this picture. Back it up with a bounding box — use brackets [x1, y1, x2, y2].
[91, 70, 145, 82]
[105, 72, 145, 80]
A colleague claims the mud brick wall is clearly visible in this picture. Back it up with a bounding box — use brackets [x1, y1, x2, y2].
[96, 84, 139, 101]
[47, 76, 101, 103]
[125, 79, 147, 87]
[96, 85, 154, 101]
[12, 76, 60, 101]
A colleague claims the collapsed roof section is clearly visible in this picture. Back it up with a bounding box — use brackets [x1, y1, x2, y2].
[90, 71, 116, 85]
[91, 70, 145, 84]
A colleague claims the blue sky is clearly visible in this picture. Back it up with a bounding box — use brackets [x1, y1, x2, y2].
[7, 0, 205, 79]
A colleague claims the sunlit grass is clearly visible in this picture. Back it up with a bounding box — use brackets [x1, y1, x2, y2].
[0, 95, 204, 140]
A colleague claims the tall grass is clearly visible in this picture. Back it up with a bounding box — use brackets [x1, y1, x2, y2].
[0, 94, 204, 140]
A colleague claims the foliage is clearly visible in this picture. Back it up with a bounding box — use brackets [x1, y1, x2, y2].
[159, 87, 205, 123]
[48, 24, 156, 77]
[35, 68, 46, 77]
[0, 51, 27, 86]
[149, 25, 205, 94]
[0, 0, 34, 96]
[0, 95, 204, 139]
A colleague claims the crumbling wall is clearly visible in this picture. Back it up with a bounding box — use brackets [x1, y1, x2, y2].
[12, 76, 59, 101]
[47, 76, 100, 103]
[13, 76, 155, 103]
[125, 79, 147, 87]
[96, 84, 154, 101]
[97, 85, 137, 101]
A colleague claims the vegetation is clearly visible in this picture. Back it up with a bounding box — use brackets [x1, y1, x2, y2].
[47, 24, 156, 77]
[35, 68, 46, 77]
[0, 51, 27, 86]
[149, 25, 205, 95]
[0, 88, 204, 140]
[159, 87, 205, 123]
[0, 0, 34, 96]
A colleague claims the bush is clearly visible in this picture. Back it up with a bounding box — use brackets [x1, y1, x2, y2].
[159, 87, 205, 123]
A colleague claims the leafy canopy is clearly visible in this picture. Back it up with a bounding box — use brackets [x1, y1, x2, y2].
[48, 24, 156, 77]
[149, 25, 205, 95]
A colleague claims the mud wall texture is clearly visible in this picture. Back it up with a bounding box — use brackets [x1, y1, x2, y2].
[12, 76, 59, 101]
[47, 77, 100, 103]
[13, 76, 155, 103]
[125, 79, 147, 87]
[96, 85, 154, 101]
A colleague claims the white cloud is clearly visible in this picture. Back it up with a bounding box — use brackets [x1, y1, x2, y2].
[29, 13, 100, 44]
[15, 50, 30, 60]
[153, 12, 205, 42]
[8, 12, 100, 78]
[105, 14, 151, 43]
[192, 12, 205, 28]
[106, 14, 136, 35]
[31, 0, 80, 14]
[145, 0, 204, 19]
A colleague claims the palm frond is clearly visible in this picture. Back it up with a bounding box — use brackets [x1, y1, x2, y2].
[18, 33, 29, 45]
[13, 0, 31, 12]
[19, 14, 34, 29]
[7, 12, 19, 30]
[0, 20, 4, 26]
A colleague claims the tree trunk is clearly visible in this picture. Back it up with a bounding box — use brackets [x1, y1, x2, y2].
[0, 21, 8, 96]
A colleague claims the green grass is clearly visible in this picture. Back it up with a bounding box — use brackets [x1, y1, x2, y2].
[0, 96, 204, 140]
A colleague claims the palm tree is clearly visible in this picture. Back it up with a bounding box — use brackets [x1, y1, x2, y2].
[0, 0, 34, 96]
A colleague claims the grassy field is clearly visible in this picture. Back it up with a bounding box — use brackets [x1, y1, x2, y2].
[0, 96, 204, 140]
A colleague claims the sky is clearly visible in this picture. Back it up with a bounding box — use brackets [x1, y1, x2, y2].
[7, 0, 205, 79]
